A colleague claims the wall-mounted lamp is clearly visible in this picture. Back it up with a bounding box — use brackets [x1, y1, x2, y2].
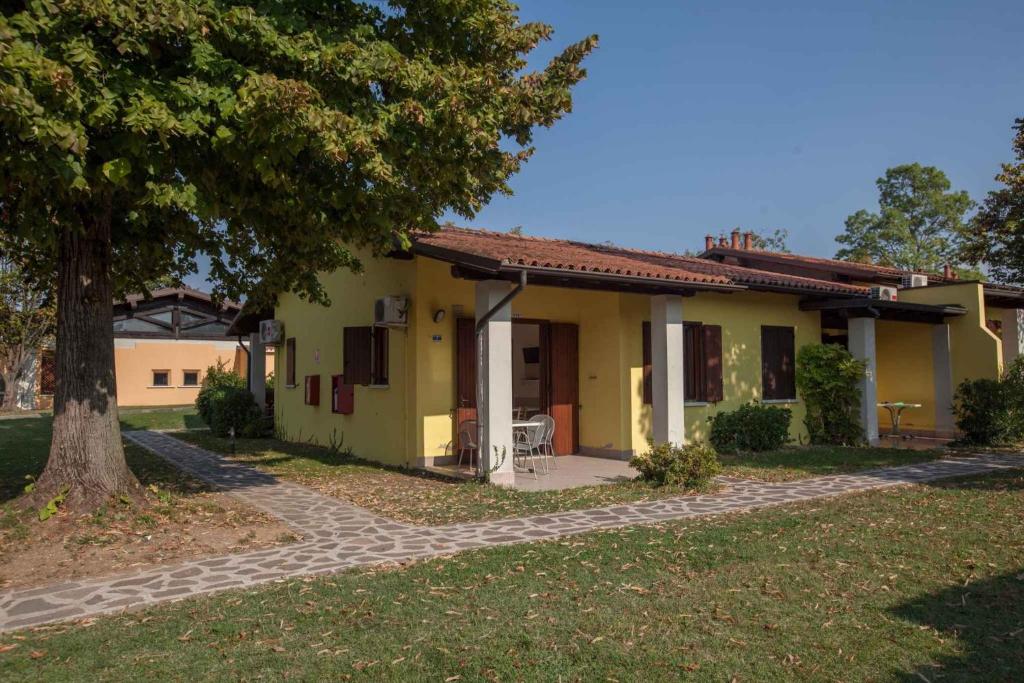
[432, 309, 446, 324]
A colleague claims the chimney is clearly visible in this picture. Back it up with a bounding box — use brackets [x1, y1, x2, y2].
[705, 235, 714, 251]
[730, 229, 741, 249]
[718, 236, 729, 248]
[943, 264, 954, 279]
[743, 231, 754, 250]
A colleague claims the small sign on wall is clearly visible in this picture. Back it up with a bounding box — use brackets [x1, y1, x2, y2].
[432, 335, 442, 343]
[314, 348, 320, 364]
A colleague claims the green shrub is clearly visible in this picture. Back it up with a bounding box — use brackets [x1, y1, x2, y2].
[954, 358, 1024, 445]
[196, 364, 246, 425]
[708, 402, 791, 453]
[195, 364, 264, 437]
[208, 386, 261, 437]
[630, 441, 721, 488]
[795, 343, 865, 445]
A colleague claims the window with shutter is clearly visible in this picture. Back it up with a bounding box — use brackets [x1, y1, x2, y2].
[683, 322, 705, 402]
[703, 325, 723, 402]
[642, 320, 724, 404]
[343, 326, 373, 386]
[285, 338, 296, 387]
[761, 326, 796, 400]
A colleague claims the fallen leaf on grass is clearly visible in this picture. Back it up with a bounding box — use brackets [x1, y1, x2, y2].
[29, 650, 46, 659]
[0, 644, 18, 653]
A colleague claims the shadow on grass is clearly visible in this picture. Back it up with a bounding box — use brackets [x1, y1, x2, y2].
[178, 432, 474, 488]
[890, 570, 1024, 681]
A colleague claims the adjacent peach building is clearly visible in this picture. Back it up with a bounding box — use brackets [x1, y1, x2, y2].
[111, 288, 248, 407]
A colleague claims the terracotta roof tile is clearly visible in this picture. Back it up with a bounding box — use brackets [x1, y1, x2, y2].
[413, 227, 867, 296]
[703, 246, 952, 282]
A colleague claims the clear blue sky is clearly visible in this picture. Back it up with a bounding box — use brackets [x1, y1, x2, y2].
[187, 1, 1023, 289]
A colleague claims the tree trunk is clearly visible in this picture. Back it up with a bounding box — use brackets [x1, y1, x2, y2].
[32, 205, 138, 510]
[0, 367, 16, 411]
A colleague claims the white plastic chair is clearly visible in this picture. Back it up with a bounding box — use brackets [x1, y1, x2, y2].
[529, 414, 557, 470]
[513, 422, 547, 478]
[457, 420, 478, 472]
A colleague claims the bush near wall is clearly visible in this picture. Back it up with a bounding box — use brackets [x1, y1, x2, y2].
[708, 402, 791, 453]
[196, 365, 262, 437]
[630, 441, 721, 488]
[954, 357, 1024, 445]
[795, 343, 865, 446]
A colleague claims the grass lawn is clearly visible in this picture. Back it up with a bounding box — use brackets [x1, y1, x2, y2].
[717, 445, 948, 481]
[172, 431, 709, 526]
[118, 406, 203, 431]
[2, 468, 1021, 681]
[0, 416, 294, 590]
[172, 431, 958, 525]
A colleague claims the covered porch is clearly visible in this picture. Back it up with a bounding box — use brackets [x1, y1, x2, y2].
[802, 296, 970, 444]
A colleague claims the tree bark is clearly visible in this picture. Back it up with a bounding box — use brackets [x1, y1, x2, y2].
[32, 204, 138, 509]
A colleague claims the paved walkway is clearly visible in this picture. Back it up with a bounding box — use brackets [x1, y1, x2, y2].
[1, 432, 1020, 633]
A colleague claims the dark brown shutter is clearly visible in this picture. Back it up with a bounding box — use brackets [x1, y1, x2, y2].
[683, 322, 705, 402]
[343, 326, 373, 386]
[761, 326, 795, 400]
[372, 327, 389, 385]
[548, 323, 580, 454]
[285, 338, 296, 387]
[642, 321, 652, 404]
[703, 325, 723, 402]
[455, 318, 478, 435]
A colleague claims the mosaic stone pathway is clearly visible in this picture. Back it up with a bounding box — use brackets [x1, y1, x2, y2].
[1, 432, 1020, 633]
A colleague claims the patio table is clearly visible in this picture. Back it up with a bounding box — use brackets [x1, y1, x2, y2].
[878, 402, 922, 439]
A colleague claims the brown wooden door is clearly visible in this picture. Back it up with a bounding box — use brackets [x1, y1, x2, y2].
[455, 318, 478, 455]
[547, 322, 579, 454]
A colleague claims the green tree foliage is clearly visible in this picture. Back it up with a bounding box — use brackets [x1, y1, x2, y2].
[795, 344, 865, 446]
[1, 0, 597, 303]
[961, 118, 1024, 284]
[0, 0, 596, 507]
[835, 164, 976, 275]
[0, 255, 55, 410]
[751, 228, 790, 252]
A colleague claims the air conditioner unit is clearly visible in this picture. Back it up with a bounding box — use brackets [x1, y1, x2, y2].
[870, 286, 898, 302]
[900, 273, 929, 289]
[258, 319, 284, 345]
[374, 296, 409, 327]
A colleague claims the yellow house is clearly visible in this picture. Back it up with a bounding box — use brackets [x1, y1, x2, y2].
[260, 227, 1022, 485]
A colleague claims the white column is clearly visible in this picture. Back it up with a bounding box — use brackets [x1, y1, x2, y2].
[848, 317, 879, 445]
[932, 324, 955, 436]
[1002, 308, 1024, 368]
[476, 280, 515, 487]
[249, 332, 267, 411]
[650, 295, 685, 446]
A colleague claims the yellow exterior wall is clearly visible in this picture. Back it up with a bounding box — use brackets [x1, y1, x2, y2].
[411, 257, 628, 460]
[114, 339, 242, 407]
[274, 255, 822, 465]
[900, 283, 1002, 385]
[620, 291, 819, 454]
[875, 322, 936, 431]
[273, 250, 416, 465]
